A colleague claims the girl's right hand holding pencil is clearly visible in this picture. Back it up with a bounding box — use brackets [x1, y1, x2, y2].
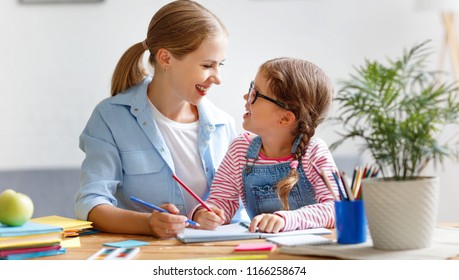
[193, 207, 226, 230]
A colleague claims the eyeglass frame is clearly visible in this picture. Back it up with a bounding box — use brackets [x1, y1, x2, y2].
[247, 81, 290, 110]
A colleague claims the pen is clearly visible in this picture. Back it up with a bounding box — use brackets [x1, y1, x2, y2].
[352, 168, 362, 199]
[350, 165, 357, 192]
[371, 167, 380, 178]
[129, 196, 199, 227]
[239, 221, 250, 229]
[332, 171, 347, 201]
[340, 171, 355, 201]
[238, 221, 259, 232]
[362, 164, 368, 180]
[172, 174, 215, 213]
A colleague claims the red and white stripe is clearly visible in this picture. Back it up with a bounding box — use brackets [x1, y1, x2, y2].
[206, 133, 339, 231]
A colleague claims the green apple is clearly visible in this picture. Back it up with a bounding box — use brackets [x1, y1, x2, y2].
[0, 189, 34, 226]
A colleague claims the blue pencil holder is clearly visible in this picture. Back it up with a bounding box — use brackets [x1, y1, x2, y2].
[334, 199, 367, 244]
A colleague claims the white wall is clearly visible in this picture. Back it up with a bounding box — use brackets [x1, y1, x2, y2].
[0, 0, 457, 222]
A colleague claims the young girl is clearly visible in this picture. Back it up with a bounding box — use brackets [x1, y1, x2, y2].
[75, 0, 237, 238]
[192, 57, 339, 233]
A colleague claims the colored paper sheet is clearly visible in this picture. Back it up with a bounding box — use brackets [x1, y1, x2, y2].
[61, 237, 81, 248]
[0, 221, 62, 237]
[234, 243, 276, 251]
[103, 240, 150, 248]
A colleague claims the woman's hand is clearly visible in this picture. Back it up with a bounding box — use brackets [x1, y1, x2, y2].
[250, 213, 285, 233]
[147, 203, 189, 238]
[193, 207, 225, 230]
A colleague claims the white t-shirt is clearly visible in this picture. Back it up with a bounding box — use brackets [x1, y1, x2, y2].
[150, 102, 207, 213]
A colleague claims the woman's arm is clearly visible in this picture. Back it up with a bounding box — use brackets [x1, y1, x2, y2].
[88, 203, 189, 238]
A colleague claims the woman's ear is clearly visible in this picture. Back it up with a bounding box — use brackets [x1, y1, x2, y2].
[156, 48, 171, 71]
[279, 111, 296, 126]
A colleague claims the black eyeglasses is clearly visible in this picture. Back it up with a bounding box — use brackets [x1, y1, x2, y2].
[247, 81, 289, 110]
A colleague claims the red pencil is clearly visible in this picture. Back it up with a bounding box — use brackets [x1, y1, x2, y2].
[172, 174, 215, 213]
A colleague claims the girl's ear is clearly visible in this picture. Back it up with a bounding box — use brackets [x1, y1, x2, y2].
[279, 111, 296, 126]
[156, 48, 171, 70]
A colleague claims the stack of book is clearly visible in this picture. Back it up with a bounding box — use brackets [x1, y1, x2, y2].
[0, 221, 65, 260]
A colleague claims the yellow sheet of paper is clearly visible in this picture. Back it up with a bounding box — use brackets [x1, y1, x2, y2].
[31, 215, 92, 231]
[61, 237, 81, 248]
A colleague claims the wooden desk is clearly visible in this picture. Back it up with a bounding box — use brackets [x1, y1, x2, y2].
[38, 224, 459, 260]
[38, 232, 334, 260]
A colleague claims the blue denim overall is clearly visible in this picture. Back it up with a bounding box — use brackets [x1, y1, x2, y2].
[243, 136, 317, 219]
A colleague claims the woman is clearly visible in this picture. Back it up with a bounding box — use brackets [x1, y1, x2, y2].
[75, 0, 236, 238]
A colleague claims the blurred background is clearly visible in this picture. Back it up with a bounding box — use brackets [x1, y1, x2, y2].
[0, 0, 457, 221]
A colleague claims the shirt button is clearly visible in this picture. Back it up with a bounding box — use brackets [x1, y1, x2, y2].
[205, 167, 209, 172]
[143, 121, 147, 126]
[134, 108, 139, 112]
[160, 148, 165, 152]
[178, 206, 184, 210]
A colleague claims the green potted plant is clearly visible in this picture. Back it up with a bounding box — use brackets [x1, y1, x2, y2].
[330, 40, 459, 250]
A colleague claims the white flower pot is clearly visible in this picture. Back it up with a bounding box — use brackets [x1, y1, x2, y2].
[362, 177, 438, 250]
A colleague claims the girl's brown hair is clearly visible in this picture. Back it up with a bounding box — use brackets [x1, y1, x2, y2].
[260, 57, 333, 210]
[110, 0, 228, 96]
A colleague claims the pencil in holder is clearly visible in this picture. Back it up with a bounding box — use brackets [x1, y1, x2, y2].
[334, 199, 367, 244]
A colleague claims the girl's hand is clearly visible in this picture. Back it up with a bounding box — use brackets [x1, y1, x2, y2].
[193, 207, 225, 230]
[250, 213, 285, 233]
[148, 203, 189, 238]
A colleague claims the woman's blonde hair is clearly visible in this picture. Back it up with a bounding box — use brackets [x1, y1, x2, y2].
[110, 0, 228, 96]
[260, 57, 333, 210]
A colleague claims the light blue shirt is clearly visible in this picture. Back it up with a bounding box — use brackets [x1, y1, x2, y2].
[75, 76, 236, 220]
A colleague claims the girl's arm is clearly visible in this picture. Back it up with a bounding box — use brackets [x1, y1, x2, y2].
[192, 135, 248, 224]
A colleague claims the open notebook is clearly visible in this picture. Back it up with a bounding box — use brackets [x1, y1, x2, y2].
[177, 222, 331, 244]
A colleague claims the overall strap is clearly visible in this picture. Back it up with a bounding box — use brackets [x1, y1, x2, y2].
[244, 136, 262, 174]
[245, 135, 262, 159]
[291, 134, 302, 154]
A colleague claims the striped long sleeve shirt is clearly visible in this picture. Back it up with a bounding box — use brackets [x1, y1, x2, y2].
[203, 133, 339, 231]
